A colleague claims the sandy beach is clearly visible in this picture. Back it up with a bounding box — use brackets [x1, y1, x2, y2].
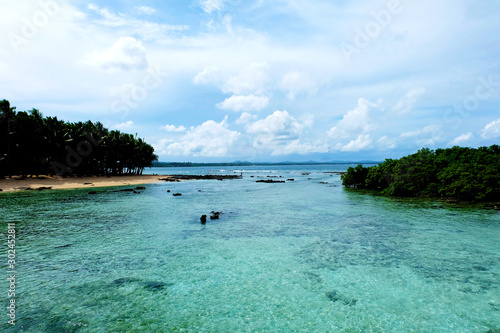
[0, 175, 171, 192]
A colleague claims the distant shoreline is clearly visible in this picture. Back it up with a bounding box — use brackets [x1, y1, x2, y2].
[0, 175, 170, 193]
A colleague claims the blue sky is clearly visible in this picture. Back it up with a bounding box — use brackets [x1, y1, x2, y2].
[1, 0, 500, 162]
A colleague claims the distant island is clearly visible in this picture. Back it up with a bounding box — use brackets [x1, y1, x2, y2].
[0, 99, 157, 178]
[341, 146, 500, 204]
[152, 161, 381, 168]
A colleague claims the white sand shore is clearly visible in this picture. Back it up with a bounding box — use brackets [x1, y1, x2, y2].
[0, 175, 173, 192]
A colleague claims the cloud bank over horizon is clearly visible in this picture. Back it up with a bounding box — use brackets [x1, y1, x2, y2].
[1, 0, 500, 162]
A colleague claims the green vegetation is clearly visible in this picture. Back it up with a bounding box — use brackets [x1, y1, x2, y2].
[0, 99, 157, 177]
[341, 146, 500, 203]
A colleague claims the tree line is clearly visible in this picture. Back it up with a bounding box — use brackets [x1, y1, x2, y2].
[341, 146, 500, 202]
[0, 99, 157, 178]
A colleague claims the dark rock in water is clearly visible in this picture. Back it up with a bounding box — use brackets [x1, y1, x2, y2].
[143, 281, 172, 291]
[325, 291, 357, 306]
[135, 186, 146, 190]
[287, 179, 295, 181]
[198, 190, 202, 192]
[55, 244, 72, 249]
[173, 193, 182, 196]
[112, 277, 140, 286]
[133, 190, 140, 194]
[250, 175, 254, 177]
[167, 190, 171, 193]
[256, 179, 285, 183]
[210, 211, 220, 219]
[88, 191, 98, 195]
[318, 182, 328, 184]
[200, 215, 207, 224]
[473, 265, 488, 271]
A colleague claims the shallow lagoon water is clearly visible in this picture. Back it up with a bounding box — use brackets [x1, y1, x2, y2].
[1, 165, 499, 332]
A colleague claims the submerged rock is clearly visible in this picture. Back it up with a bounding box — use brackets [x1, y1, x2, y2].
[55, 244, 72, 249]
[210, 211, 221, 219]
[143, 281, 172, 291]
[88, 191, 98, 195]
[112, 277, 140, 286]
[325, 291, 357, 306]
[256, 179, 285, 183]
[113, 188, 135, 192]
[173, 193, 182, 196]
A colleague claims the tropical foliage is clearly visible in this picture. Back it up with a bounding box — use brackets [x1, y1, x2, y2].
[342, 146, 500, 202]
[0, 99, 157, 177]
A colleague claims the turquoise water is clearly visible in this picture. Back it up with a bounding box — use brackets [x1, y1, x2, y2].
[1, 165, 499, 332]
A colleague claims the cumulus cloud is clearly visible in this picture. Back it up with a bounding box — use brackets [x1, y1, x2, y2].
[160, 124, 187, 132]
[481, 118, 500, 139]
[236, 112, 258, 124]
[328, 98, 380, 140]
[217, 94, 269, 112]
[246, 110, 322, 155]
[392, 88, 426, 114]
[340, 135, 372, 152]
[86, 37, 148, 71]
[280, 71, 317, 100]
[448, 132, 473, 146]
[114, 120, 134, 129]
[158, 116, 240, 157]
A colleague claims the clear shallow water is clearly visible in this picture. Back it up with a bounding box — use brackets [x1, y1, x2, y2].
[1, 165, 499, 332]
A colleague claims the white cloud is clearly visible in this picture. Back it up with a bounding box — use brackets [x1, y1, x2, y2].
[88, 4, 187, 40]
[400, 124, 444, 146]
[481, 118, 500, 139]
[280, 71, 317, 100]
[448, 132, 473, 146]
[392, 88, 426, 114]
[236, 112, 258, 124]
[159, 116, 240, 157]
[193, 66, 221, 85]
[200, 0, 226, 14]
[340, 135, 372, 152]
[115, 120, 134, 129]
[328, 98, 380, 139]
[377, 135, 397, 149]
[246, 110, 322, 154]
[136, 6, 156, 15]
[217, 94, 269, 112]
[160, 124, 187, 132]
[194, 63, 269, 95]
[85, 37, 148, 71]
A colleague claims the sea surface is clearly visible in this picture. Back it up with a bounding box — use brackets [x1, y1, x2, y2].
[1, 165, 499, 332]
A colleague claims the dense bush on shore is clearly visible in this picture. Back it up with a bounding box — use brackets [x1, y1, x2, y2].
[341, 146, 500, 202]
[0, 99, 157, 177]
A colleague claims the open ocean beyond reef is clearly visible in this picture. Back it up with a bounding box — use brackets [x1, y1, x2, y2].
[1, 164, 499, 332]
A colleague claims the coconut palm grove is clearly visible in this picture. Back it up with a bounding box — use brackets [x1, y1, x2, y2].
[0, 99, 157, 177]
